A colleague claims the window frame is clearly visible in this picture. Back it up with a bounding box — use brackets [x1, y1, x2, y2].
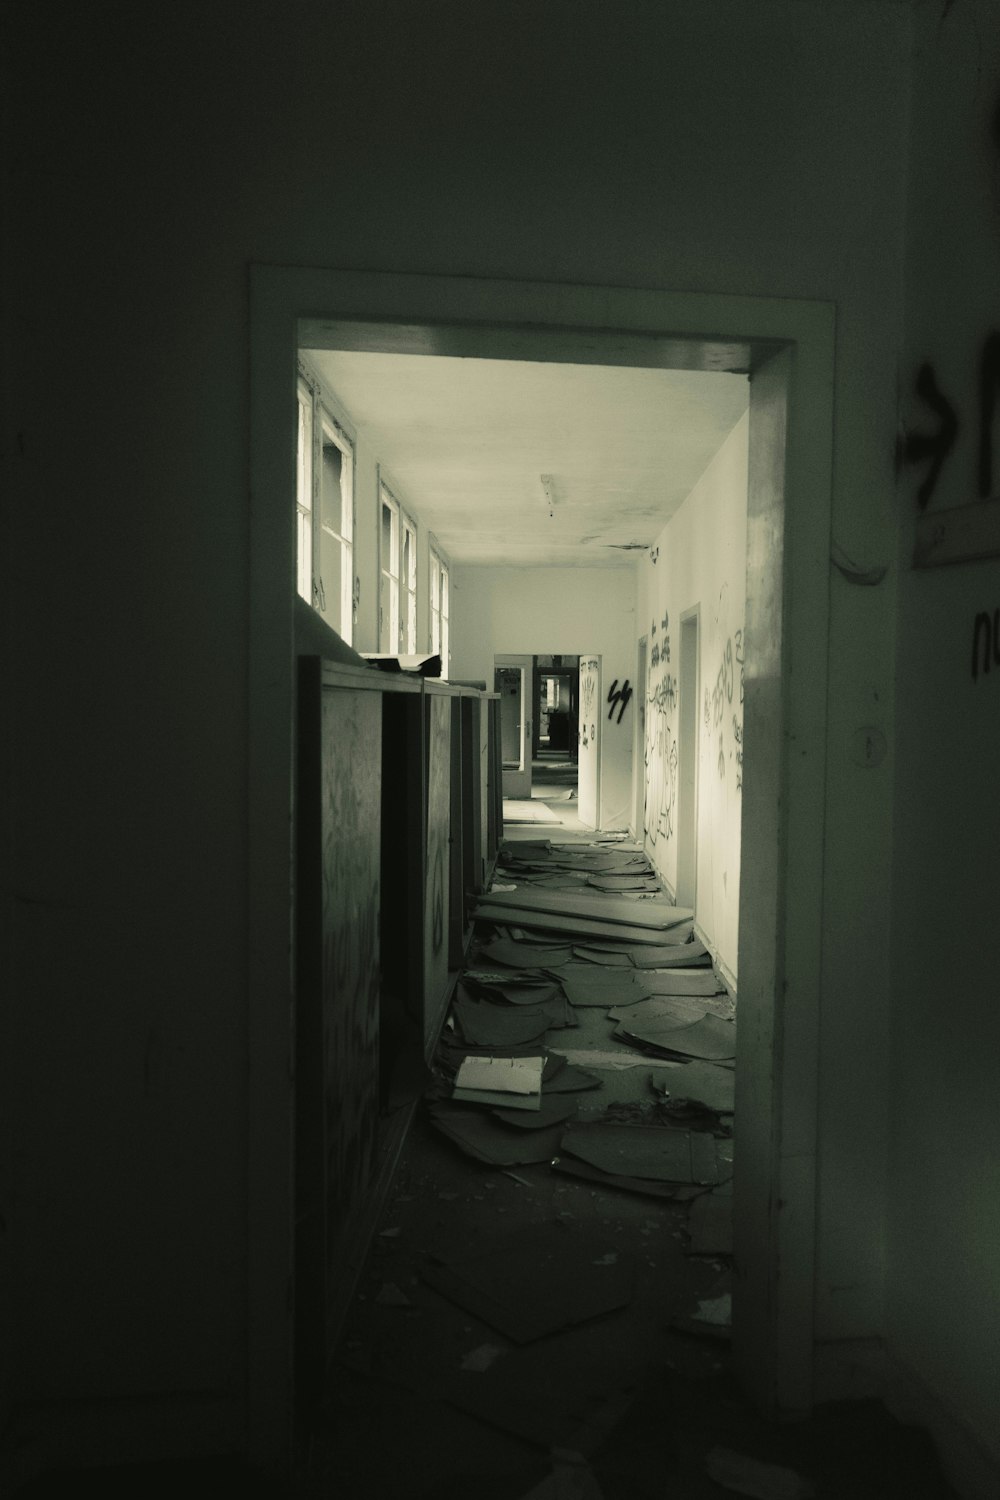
[296, 361, 356, 644]
[379, 474, 419, 654]
[429, 539, 450, 679]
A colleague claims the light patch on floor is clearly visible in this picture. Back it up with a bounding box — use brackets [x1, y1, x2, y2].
[504, 800, 559, 824]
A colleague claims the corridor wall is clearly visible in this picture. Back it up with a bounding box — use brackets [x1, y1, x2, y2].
[636, 411, 749, 982]
[450, 566, 636, 830]
[886, 1, 1000, 1491]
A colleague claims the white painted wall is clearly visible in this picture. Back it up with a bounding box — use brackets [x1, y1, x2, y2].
[450, 567, 637, 829]
[637, 413, 748, 980]
[887, 1, 1000, 1489]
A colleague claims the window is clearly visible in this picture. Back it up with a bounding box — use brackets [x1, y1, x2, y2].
[318, 412, 354, 644]
[430, 544, 450, 679]
[379, 484, 400, 651]
[295, 367, 355, 644]
[296, 379, 314, 602]
[380, 480, 417, 653]
[402, 512, 417, 654]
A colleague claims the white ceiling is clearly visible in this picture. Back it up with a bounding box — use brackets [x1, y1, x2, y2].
[307, 350, 748, 568]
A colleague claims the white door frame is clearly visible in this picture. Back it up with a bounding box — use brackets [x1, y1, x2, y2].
[494, 653, 533, 799]
[249, 266, 835, 1459]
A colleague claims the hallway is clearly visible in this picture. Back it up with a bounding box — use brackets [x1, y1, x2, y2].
[298, 837, 956, 1500]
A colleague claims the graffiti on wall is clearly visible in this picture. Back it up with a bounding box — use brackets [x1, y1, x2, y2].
[644, 608, 677, 845]
[704, 590, 745, 790]
[607, 678, 633, 724]
[580, 657, 598, 748]
[971, 607, 1000, 680]
[644, 686, 678, 846]
[898, 94, 1000, 511]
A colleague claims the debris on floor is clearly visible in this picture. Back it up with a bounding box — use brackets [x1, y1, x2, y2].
[422, 1224, 634, 1343]
[705, 1446, 816, 1499]
[453, 1053, 546, 1109]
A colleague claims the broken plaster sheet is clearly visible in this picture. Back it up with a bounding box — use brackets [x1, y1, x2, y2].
[670, 1271, 733, 1341]
[481, 938, 574, 969]
[549, 1048, 684, 1071]
[570, 946, 634, 968]
[614, 1013, 736, 1062]
[453, 1054, 545, 1111]
[557, 966, 640, 1008]
[542, 1062, 605, 1094]
[427, 1102, 566, 1166]
[474, 904, 695, 947]
[610, 995, 709, 1028]
[626, 939, 710, 966]
[470, 977, 569, 1011]
[455, 995, 552, 1048]
[704, 1447, 815, 1500]
[478, 886, 692, 931]
[559, 1122, 724, 1184]
[586, 872, 661, 893]
[493, 1094, 580, 1129]
[633, 968, 726, 997]
[422, 1225, 634, 1346]
[550, 1153, 693, 1200]
[518, 1457, 606, 1500]
[651, 1059, 736, 1114]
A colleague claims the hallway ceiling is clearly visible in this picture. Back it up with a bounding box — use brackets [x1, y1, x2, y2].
[308, 350, 748, 568]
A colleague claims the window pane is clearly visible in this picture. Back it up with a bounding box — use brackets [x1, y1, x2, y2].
[296, 386, 313, 602]
[381, 501, 393, 565]
[321, 435, 343, 533]
[406, 588, 417, 654]
[297, 509, 312, 600]
[340, 449, 353, 544]
[319, 531, 343, 626]
[297, 391, 312, 516]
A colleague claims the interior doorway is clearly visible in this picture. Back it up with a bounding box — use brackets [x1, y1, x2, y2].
[493, 653, 532, 800]
[250, 268, 836, 1459]
[677, 611, 699, 909]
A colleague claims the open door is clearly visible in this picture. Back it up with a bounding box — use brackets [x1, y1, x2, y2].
[577, 655, 601, 828]
[494, 655, 533, 799]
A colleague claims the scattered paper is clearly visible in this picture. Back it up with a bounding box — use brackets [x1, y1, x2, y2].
[695, 1292, 732, 1326]
[455, 1055, 545, 1096]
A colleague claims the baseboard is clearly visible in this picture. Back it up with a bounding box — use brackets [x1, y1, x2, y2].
[692, 919, 737, 996]
[884, 1356, 1000, 1500]
[1, 1392, 245, 1494]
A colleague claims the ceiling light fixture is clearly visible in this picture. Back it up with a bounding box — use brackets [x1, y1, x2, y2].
[540, 473, 559, 517]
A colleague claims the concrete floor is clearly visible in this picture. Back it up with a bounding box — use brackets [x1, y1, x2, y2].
[298, 819, 957, 1500]
[15, 812, 959, 1499]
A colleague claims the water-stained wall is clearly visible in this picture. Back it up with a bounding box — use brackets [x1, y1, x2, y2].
[888, 1, 1000, 1487]
[638, 409, 749, 981]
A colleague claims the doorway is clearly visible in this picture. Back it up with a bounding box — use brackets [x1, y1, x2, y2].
[250, 268, 835, 1458]
[677, 611, 699, 910]
[493, 653, 532, 800]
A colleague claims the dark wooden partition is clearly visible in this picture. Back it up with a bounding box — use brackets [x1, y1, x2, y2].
[460, 695, 484, 902]
[295, 659, 384, 1406]
[295, 662, 500, 1412]
[422, 684, 453, 1053]
[379, 677, 425, 1108]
